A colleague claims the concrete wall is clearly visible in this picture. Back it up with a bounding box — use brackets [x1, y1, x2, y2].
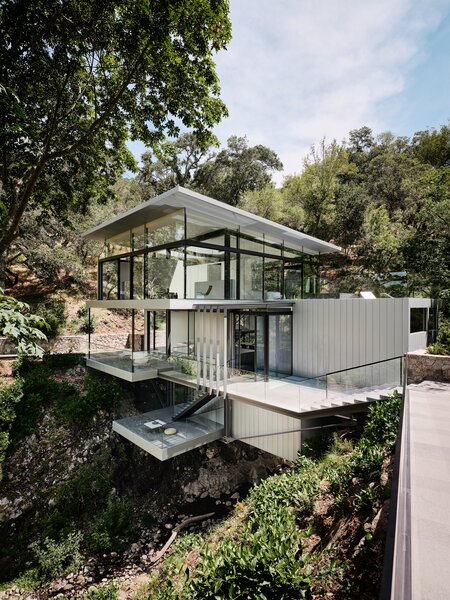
[0, 333, 130, 356]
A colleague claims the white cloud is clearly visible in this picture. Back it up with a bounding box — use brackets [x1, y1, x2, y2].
[213, 0, 449, 181]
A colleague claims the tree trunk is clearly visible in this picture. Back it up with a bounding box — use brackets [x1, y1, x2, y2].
[0, 249, 7, 290]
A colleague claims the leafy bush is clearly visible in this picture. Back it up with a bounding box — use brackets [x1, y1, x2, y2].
[43, 353, 84, 368]
[428, 318, 450, 355]
[353, 485, 378, 511]
[87, 496, 136, 553]
[0, 380, 23, 463]
[249, 463, 320, 522]
[184, 508, 312, 600]
[55, 372, 120, 423]
[33, 532, 83, 582]
[33, 301, 66, 340]
[360, 392, 401, 451]
[77, 305, 97, 334]
[82, 584, 118, 600]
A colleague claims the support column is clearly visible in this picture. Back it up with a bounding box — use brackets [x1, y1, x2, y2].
[209, 305, 214, 393]
[216, 307, 220, 396]
[196, 306, 201, 390]
[131, 309, 135, 373]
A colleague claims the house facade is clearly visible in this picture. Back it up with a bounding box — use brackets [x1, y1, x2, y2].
[83, 187, 437, 461]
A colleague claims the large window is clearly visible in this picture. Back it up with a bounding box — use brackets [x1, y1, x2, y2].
[146, 248, 184, 299]
[101, 260, 118, 299]
[133, 255, 145, 299]
[146, 210, 185, 248]
[105, 231, 132, 257]
[264, 258, 283, 299]
[186, 246, 227, 299]
[119, 257, 131, 299]
[240, 253, 263, 300]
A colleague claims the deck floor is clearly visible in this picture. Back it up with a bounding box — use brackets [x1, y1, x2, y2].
[113, 405, 224, 460]
[408, 381, 450, 599]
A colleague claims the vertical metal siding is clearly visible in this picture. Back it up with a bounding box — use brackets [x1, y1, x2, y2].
[292, 299, 409, 378]
[231, 400, 301, 461]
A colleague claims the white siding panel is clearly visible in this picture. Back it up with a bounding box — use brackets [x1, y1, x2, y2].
[231, 400, 301, 461]
[293, 299, 409, 378]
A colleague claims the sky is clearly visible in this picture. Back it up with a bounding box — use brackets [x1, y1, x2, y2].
[128, 0, 450, 183]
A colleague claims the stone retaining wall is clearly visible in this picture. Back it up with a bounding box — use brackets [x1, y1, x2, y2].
[407, 349, 450, 384]
[0, 333, 133, 356]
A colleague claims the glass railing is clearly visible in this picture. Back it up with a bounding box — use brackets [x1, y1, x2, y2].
[88, 341, 133, 372]
[222, 356, 403, 414]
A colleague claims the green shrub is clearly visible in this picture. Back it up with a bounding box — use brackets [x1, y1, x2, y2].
[82, 584, 118, 600]
[353, 485, 379, 511]
[0, 380, 24, 457]
[33, 301, 66, 340]
[184, 508, 312, 599]
[249, 465, 320, 523]
[33, 532, 83, 582]
[77, 305, 97, 334]
[43, 353, 84, 368]
[428, 318, 450, 355]
[88, 496, 135, 553]
[56, 456, 113, 520]
[360, 392, 401, 451]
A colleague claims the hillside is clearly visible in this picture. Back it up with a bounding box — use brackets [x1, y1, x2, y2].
[0, 353, 400, 599]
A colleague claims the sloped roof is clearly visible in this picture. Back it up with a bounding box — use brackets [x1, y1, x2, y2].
[82, 186, 340, 255]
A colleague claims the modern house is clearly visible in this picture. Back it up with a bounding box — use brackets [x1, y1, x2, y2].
[82, 186, 437, 461]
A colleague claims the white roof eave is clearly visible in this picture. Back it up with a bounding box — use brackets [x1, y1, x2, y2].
[82, 186, 341, 256]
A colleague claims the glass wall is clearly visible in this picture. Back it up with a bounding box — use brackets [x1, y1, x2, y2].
[133, 255, 145, 300]
[186, 246, 227, 299]
[264, 257, 283, 299]
[146, 209, 185, 248]
[146, 248, 184, 299]
[105, 231, 132, 257]
[99, 219, 323, 301]
[240, 253, 263, 300]
[101, 260, 118, 299]
[119, 257, 131, 299]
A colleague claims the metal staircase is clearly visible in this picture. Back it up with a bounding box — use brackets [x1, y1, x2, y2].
[172, 390, 217, 422]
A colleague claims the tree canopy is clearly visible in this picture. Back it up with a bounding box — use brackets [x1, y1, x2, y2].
[0, 0, 231, 283]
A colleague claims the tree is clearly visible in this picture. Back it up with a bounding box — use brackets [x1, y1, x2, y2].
[291, 139, 349, 239]
[194, 136, 283, 206]
[0, 289, 48, 356]
[361, 204, 404, 275]
[412, 123, 450, 168]
[0, 0, 231, 285]
[138, 133, 217, 199]
[5, 178, 143, 289]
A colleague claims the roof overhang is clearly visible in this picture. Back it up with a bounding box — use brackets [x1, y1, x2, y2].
[82, 186, 341, 256]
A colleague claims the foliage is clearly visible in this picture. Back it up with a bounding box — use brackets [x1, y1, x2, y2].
[0, 380, 23, 465]
[33, 532, 83, 582]
[194, 135, 283, 206]
[138, 132, 217, 198]
[360, 390, 401, 451]
[0, 0, 231, 281]
[428, 318, 450, 355]
[33, 301, 66, 340]
[77, 305, 97, 334]
[87, 496, 136, 553]
[82, 585, 118, 600]
[0, 289, 48, 356]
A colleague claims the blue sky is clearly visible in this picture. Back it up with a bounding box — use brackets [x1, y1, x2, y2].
[128, 0, 450, 183]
